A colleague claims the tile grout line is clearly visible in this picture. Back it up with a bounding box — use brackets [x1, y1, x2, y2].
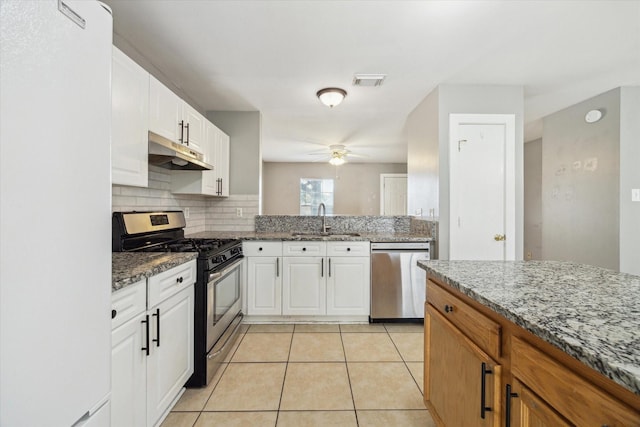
[339, 328, 360, 427]
[385, 325, 426, 397]
[274, 328, 295, 426]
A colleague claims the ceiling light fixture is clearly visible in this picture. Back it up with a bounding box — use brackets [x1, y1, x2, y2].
[316, 87, 347, 108]
[329, 155, 346, 166]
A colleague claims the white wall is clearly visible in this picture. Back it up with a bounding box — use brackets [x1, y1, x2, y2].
[524, 139, 542, 260]
[407, 87, 439, 218]
[619, 87, 640, 275]
[541, 88, 620, 269]
[263, 162, 407, 215]
[407, 84, 525, 260]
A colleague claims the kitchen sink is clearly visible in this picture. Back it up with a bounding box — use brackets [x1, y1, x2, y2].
[291, 232, 361, 237]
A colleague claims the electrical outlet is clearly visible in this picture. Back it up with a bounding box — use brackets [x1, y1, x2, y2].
[632, 189, 640, 202]
[526, 251, 532, 260]
[415, 208, 422, 216]
[184, 207, 190, 219]
[236, 208, 243, 217]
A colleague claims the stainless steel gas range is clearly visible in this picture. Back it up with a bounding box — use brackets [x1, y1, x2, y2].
[112, 211, 244, 387]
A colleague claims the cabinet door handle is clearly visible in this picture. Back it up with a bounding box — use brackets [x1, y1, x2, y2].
[185, 122, 190, 145]
[141, 314, 150, 356]
[505, 383, 519, 427]
[111, 309, 117, 319]
[152, 308, 160, 347]
[329, 258, 332, 277]
[321, 258, 324, 277]
[276, 258, 279, 277]
[481, 362, 493, 419]
[178, 120, 185, 143]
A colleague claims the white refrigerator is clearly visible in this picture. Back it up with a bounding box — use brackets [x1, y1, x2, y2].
[1, 1, 113, 425]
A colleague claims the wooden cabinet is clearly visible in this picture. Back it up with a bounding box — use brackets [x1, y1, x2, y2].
[245, 241, 370, 317]
[507, 336, 640, 427]
[425, 305, 501, 427]
[149, 75, 204, 155]
[111, 47, 149, 187]
[245, 242, 283, 315]
[425, 277, 640, 427]
[111, 260, 196, 427]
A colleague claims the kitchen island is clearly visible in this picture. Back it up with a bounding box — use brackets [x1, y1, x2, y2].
[418, 260, 640, 426]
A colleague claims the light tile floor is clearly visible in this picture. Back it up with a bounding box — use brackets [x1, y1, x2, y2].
[162, 323, 436, 427]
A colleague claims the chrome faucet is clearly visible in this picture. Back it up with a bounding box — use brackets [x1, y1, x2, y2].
[317, 203, 330, 234]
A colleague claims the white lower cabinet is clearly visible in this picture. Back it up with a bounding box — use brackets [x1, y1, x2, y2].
[326, 256, 370, 315]
[282, 256, 326, 315]
[244, 241, 370, 317]
[111, 260, 196, 427]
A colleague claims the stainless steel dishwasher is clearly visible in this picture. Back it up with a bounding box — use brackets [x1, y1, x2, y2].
[370, 242, 430, 321]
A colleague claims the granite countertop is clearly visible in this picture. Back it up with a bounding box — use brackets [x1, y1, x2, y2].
[418, 260, 640, 397]
[186, 231, 432, 243]
[112, 252, 198, 292]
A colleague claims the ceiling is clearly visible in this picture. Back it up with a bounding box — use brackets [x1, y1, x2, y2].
[104, 1, 640, 163]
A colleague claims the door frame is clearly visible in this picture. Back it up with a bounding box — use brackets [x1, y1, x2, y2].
[449, 114, 516, 260]
[380, 173, 408, 215]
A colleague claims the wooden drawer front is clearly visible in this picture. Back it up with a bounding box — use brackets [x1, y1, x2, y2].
[511, 336, 640, 426]
[327, 241, 370, 257]
[112, 279, 146, 330]
[427, 280, 501, 359]
[148, 259, 197, 308]
[243, 241, 282, 257]
[283, 241, 326, 257]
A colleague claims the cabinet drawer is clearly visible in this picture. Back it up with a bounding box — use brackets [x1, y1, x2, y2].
[148, 260, 196, 308]
[427, 280, 501, 359]
[112, 279, 146, 330]
[283, 241, 326, 256]
[243, 241, 282, 257]
[327, 241, 370, 257]
[511, 337, 640, 426]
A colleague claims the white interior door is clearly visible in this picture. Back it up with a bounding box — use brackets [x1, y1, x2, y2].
[380, 174, 408, 215]
[449, 114, 515, 260]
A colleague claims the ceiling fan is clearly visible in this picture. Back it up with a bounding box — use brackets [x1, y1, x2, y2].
[307, 144, 368, 165]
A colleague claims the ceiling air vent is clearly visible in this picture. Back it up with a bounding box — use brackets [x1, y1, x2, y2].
[352, 74, 386, 87]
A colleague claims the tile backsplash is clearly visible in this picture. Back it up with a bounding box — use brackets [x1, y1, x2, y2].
[112, 165, 257, 235]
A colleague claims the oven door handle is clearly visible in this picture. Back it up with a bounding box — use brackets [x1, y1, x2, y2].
[208, 258, 244, 282]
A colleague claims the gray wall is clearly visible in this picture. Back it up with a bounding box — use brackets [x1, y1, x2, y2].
[524, 139, 542, 260]
[541, 89, 620, 269]
[206, 111, 262, 196]
[618, 87, 640, 275]
[263, 162, 407, 215]
[407, 87, 439, 218]
[407, 84, 525, 260]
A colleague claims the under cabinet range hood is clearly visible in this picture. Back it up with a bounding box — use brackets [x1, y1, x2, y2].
[148, 131, 213, 171]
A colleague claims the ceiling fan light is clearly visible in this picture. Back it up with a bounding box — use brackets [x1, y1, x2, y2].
[317, 87, 347, 108]
[329, 156, 346, 166]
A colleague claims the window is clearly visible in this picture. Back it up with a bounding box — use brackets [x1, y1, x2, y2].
[300, 178, 334, 215]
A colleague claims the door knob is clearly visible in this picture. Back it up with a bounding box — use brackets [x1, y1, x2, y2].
[494, 234, 506, 241]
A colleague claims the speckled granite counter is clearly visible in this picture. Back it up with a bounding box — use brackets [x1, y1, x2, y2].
[418, 260, 640, 397]
[112, 252, 198, 292]
[186, 231, 431, 243]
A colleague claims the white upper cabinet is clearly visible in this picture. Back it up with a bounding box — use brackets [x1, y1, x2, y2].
[215, 131, 230, 197]
[148, 75, 206, 155]
[148, 75, 183, 144]
[182, 103, 205, 154]
[112, 47, 149, 187]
